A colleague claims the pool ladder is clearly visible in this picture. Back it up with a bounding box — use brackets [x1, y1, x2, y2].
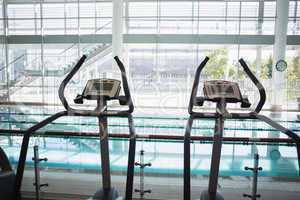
[243, 153, 263, 200]
[32, 145, 48, 200]
[135, 150, 152, 199]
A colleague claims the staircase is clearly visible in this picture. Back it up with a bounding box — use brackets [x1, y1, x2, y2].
[0, 43, 112, 99]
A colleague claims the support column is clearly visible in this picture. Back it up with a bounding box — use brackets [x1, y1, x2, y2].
[255, 0, 264, 78]
[269, 0, 289, 169]
[112, 0, 123, 59]
[112, 0, 124, 153]
[272, 0, 289, 109]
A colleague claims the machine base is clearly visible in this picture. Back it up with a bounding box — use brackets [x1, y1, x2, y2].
[200, 190, 224, 200]
[0, 171, 15, 200]
[93, 187, 119, 200]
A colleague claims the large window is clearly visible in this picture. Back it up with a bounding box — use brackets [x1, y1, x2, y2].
[0, 0, 299, 110]
[6, 1, 112, 35]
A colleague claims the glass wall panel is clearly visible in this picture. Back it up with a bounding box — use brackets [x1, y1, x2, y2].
[43, 3, 65, 35]
[95, 2, 112, 34]
[0, 0, 299, 109]
[80, 3, 95, 34]
[286, 45, 300, 109]
[127, 2, 157, 34]
[8, 44, 43, 102]
[127, 43, 283, 110]
[66, 3, 79, 34]
[7, 3, 41, 35]
[288, 1, 300, 35]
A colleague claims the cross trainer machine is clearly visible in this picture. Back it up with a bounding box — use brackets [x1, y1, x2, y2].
[184, 57, 300, 200]
[3, 55, 136, 200]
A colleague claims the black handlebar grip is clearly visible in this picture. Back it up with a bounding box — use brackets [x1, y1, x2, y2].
[239, 58, 266, 113]
[114, 56, 126, 73]
[114, 56, 134, 113]
[188, 56, 210, 114]
[58, 55, 87, 110]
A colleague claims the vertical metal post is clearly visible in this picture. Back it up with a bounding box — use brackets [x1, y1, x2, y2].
[97, 99, 111, 190]
[251, 154, 259, 200]
[40, 0, 45, 105]
[94, 0, 97, 33]
[77, 0, 81, 57]
[32, 145, 48, 200]
[208, 101, 225, 197]
[135, 150, 151, 199]
[184, 116, 194, 200]
[33, 145, 41, 200]
[124, 0, 129, 34]
[64, 0, 67, 35]
[2, 0, 10, 100]
[125, 114, 136, 200]
[244, 153, 262, 200]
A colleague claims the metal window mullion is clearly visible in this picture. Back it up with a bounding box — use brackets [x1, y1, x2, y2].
[94, 0, 97, 33]
[125, 0, 129, 34]
[258, 0, 264, 33]
[225, 1, 228, 34]
[3, 0, 10, 101]
[191, 0, 194, 34]
[34, 3, 38, 35]
[64, 0, 67, 35]
[237, 1, 242, 79]
[77, 0, 80, 57]
[294, 0, 298, 23]
[155, 0, 160, 83]
[40, 0, 45, 105]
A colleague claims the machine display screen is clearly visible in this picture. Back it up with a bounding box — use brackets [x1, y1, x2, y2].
[204, 80, 242, 101]
[92, 82, 114, 92]
[83, 79, 121, 99]
[210, 85, 234, 96]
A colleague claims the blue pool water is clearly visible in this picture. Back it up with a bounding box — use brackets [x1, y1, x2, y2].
[0, 106, 300, 178]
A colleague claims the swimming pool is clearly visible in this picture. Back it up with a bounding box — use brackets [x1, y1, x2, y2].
[0, 105, 300, 178]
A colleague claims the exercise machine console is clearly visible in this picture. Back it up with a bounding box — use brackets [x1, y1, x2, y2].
[184, 57, 300, 200]
[75, 79, 121, 102]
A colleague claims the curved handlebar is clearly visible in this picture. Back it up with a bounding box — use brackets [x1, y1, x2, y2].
[114, 56, 134, 113]
[59, 55, 87, 111]
[188, 57, 266, 114]
[188, 56, 210, 114]
[58, 55, 133, 113]
[239, 58, 266, 113]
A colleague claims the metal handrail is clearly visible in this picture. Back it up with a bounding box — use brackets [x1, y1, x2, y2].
[0, 129, 297, 146]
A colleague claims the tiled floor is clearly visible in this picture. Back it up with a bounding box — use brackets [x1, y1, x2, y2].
[21, 170, 300, 200]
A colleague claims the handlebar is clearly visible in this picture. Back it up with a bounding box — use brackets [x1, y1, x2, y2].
[59, 55, 87, 111]
[114, 56, 134, 113]
[188, 56, 210, 114]
[239, 58, 266, 113]
[188, 57, 266, 114]
[58, 55, 134, 113]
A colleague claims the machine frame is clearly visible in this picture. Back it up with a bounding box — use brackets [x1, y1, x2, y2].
[11, 55, 137, 200]
[183, 57, 300, 200]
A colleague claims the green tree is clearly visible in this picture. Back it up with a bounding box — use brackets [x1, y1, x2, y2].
[260, 55, 273, 80]
[287, 49, 300, 100]
[203, 48, 234, 79]
[290, 50, 300, 78]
